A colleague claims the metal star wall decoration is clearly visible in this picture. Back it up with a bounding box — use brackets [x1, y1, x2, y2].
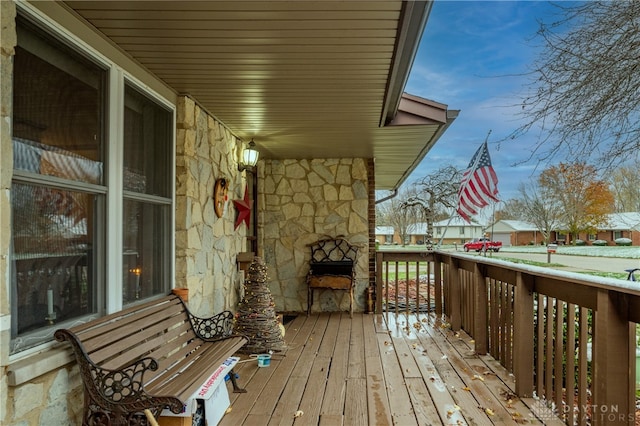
[233, 184, 253, 230]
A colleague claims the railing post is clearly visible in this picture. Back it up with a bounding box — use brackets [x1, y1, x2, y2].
[473, 263, 487, 355]
[592, 289, 634, 425]
[434, 254, 443, 316]
[375, 251, 383, 314]
[448, 256, 461, 331]
[513, 272, 534, 397]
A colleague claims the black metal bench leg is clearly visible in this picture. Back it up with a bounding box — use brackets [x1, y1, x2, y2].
[229, 368, 247, 393]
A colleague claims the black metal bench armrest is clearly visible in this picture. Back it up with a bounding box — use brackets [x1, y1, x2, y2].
[187, 309, 235, 340]
[55, 329, 184, 419]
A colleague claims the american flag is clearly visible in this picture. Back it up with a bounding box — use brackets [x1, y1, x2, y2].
[457, 142, 499, 222]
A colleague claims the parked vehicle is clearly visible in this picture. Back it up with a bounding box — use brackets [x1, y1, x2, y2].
[463, 237, 502, 252]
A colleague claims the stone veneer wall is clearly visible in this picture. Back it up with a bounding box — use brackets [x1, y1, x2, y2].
[259, 158, 370, 313]
[175, 96, 248, 317]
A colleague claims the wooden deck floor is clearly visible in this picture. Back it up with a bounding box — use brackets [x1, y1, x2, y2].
[219, 313, 560, 426]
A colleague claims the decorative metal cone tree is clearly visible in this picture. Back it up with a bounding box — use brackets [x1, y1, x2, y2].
[233, 257, 287, 354]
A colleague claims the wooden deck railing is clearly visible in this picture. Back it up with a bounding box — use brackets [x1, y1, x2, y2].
[375, 249, 640, 426]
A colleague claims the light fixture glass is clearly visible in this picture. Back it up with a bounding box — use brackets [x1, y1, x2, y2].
[239, 139, 259, 171]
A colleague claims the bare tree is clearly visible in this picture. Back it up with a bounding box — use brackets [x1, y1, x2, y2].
[376, 187, 420, 246]
[511, 1, 640, 168]
[608, 166, 640, 212]
[517, 181, 563, 245]
[495, 198, 527, 221]
[401, 165, 461, 249]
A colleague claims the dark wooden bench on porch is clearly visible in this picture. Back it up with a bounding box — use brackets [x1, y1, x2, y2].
[55, 293, 248, 425]
[306, 236, 358, 317]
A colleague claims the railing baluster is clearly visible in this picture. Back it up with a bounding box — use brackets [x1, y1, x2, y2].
[434, 258, 442, 316]
[404, 261, 410, 313]
[577, 306, 589, 426]
[555, 300, 565, 414]
[536, 293, 544, 397]
[473, 262, 487, 355]
[394, 261, 399, 315]
[545, 297, 554, 400]
[566, 303, 576, 426]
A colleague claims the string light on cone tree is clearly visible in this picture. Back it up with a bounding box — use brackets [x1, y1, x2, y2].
[233, 257, 286, 354]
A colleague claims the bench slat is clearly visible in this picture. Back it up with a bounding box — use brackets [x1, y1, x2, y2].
[70, 296, 182, 337]
[100, 321, 194, 370]
[144, 337, 206, 384]
[146, 336, 247, 400]
[78, 300, 186, 355]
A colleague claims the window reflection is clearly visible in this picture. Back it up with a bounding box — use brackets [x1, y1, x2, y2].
[11, 183, 96, 336]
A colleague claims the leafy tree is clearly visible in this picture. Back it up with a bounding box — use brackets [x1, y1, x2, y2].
[538, 163, 614, 242]
[401, 165, 461, 248]
[608, 166, 640, 212]
[511, 1, 640, 169]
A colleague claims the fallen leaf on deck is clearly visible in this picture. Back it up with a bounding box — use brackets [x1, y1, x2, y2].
[441, 355, 448, 359]
[294, 410, 304, 418]
[462, 386, 471, 391]
[472, 374, 485, 381]
[225, 407, 233, 414]
[485, 408, 495, 416]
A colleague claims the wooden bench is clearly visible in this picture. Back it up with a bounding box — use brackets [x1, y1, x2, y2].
[307, 237, 359, 317]
[55, 294, 248, 425]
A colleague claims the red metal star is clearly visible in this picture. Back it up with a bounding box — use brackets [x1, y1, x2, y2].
[233, 184, 253, 230]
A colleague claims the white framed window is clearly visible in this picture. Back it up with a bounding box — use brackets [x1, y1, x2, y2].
[10, 14, 174, 354]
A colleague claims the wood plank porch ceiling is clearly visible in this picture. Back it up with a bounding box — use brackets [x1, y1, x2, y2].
[62, 1, 456, 190]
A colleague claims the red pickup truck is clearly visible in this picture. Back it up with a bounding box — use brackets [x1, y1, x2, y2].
[463, 238, 502, 252]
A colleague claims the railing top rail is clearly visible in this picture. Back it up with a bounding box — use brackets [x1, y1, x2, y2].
[434, 250, 640, 297]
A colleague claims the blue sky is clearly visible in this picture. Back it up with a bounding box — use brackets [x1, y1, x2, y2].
[405, 1, 569, 201]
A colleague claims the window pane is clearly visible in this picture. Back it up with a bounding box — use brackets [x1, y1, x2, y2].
[11, 19, 105, 353]
[123, 199, 170, 305]
[123, 85, 171, 196]
[11, 183, 98, 351]
[13, 20, 104, 183]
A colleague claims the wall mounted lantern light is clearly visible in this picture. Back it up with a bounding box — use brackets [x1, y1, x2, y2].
[238, 139, 259, 172]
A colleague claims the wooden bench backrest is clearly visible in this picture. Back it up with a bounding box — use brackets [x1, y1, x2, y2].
[66, 295, 197, 372]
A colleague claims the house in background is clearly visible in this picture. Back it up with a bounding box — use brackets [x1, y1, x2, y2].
[375, 226, 396, 245]
[492, 220, 544, 246]
[577, 212, 640, 245]
[431, 217, 485, 245]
